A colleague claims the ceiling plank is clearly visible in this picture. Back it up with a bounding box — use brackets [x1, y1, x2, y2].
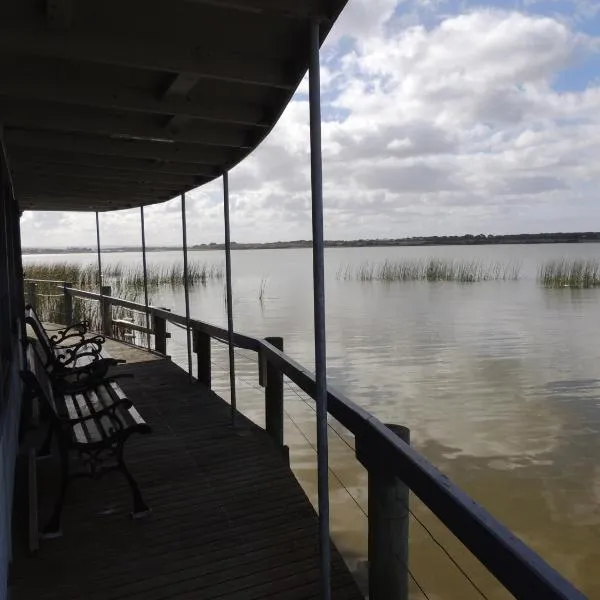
[45, 0, 73, 29]
[8, 149, 218, 177]
[5, 129, 233, 165]
[18, 194, 159, 211]
[0, 22, 295, 89]
[162, 73, 200, 98]
[0, 98, 250, 148]
[181, 0, 327, 20]
[12, 161, 204, 187]
[14, 174, 182, 195]
[16, 184, 171, 201]
[0, 71, 269, 127]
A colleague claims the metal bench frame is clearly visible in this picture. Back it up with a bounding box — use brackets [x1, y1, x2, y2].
[21, 342, 152, 538]
[25, 305, 124, 392]
[25, 304, 106, 368]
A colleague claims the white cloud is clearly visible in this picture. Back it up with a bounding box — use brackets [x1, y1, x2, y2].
[20, 3, 600, 247]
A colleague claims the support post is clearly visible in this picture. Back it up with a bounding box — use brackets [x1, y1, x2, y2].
[309, 19, 331, 600]
[95, 211, 103, 292]
[26, 282, 36, 311]
[356, 424, 410, 600]
[100, 285, 112, 336]
[140, 206, 151, 350]
[193, 329, 211, 388]
[154, 312, 168, 355]
[181, 193, 193, 381]
[223, 171, 237, 426]
[264, 337, 285, 455]
[63, 282, 72, 326]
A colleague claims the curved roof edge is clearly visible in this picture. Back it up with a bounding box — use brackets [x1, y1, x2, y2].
[0, 0, 349, 212]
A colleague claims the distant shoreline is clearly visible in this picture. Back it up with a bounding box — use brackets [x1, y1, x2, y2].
[22, 232, 600, 255]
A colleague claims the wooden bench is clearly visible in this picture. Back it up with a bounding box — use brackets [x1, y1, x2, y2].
[21, 341, 152, 539]
[25, 305, 124, 392]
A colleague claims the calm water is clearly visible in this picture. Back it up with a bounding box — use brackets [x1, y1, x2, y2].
[24, 244, 600, 598]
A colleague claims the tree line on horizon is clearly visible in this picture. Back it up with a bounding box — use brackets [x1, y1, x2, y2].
[22, 231, 600, 253]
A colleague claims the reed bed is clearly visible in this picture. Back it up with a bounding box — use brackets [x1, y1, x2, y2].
[28, 279, 146, 333]
[23, 260, 222, 328]
[337, 259, 521, 283]
[539, 259, 600, 288]
[24, 260, 224, 290]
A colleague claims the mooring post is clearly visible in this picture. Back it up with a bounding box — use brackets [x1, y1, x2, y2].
[26, 282, 36, 311]
[264, 337, 286, 459]
[356, 424, 410, 600]
[63, 282, 73, 326]
[193, 328, 211, 388]
[100, 285, 112, 336]
[154, 309, 169, 355]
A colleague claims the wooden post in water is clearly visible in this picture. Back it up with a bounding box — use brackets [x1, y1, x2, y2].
[356, 424, 410, 600]
[154, 311, 168, 355]
[193, 329, 211, 388]
[26, 282, 36, 310]
[63, 282, 73, 326]
[100, 285, 112, 336]
[264, 337, 286, 459]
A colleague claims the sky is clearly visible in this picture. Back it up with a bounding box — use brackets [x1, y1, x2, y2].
[20, 0, 600, 247]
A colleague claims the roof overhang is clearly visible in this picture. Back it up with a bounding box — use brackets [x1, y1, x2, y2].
[0, 0, 348, 212]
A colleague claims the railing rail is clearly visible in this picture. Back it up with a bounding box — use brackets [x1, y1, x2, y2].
[51, 284, 585, 599]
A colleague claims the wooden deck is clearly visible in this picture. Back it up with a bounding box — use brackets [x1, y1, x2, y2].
[10, 344, 363, 600]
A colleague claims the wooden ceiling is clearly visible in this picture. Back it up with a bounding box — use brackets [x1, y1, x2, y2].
[0, 0, 348, 212]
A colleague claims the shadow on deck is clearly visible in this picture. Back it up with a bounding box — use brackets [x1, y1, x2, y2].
[10, 344, 363, 600]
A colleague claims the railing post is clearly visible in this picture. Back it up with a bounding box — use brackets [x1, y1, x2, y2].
[26, 282, 37, 310]
[63, 282, 73, 326]
[356, 424, 410, 600]
[154, 311, 168, 355]
[192, 328, 211, 388]
[100, 285, 112, 336]
[264, 337, 286, 459]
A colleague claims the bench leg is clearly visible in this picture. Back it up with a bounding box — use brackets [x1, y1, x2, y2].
[37, 423, 53, 459]
[42, 438, 69, 538]
[116, 445, 150, 517]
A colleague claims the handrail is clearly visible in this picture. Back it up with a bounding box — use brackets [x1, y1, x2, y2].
[61, 284, 585, 599]
[24, 278, 67, 285]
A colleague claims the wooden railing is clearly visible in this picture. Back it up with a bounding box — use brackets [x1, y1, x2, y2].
[26, 281, 586, 599]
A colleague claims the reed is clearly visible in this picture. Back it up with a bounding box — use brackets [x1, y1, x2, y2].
[24, 260, 224, 290]
[258, 277, 269, 303]
[539, 259, 600, 288]
[23, 260, 222, 328]
[337, 258, 521, 283]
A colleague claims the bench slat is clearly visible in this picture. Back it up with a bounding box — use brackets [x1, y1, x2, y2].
[76, 394, 105, 444]
[122, 405, 146, 428]
[96, 385, 116, 410]
[63, 395, 88, 445]
[109, 382, 127, 402]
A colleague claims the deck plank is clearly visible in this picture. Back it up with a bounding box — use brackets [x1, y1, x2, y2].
[10, 350, 363, 600]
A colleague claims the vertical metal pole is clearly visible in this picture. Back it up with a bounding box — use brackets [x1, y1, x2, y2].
[95, 211, 103, 293]
[140, 206, 151, 350]
[309, 19, 331, 600]
[223, 171, 237, 426]
[181, 193, 193, 381]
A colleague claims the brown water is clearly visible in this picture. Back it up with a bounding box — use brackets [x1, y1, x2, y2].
[24, 244, 600, 598]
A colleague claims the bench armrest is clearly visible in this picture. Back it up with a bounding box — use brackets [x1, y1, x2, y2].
[49, 322, 90, 345]
[52, 333, 106, 350]
[55, 344, 104, 368]
[52, 358, 128, 392]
